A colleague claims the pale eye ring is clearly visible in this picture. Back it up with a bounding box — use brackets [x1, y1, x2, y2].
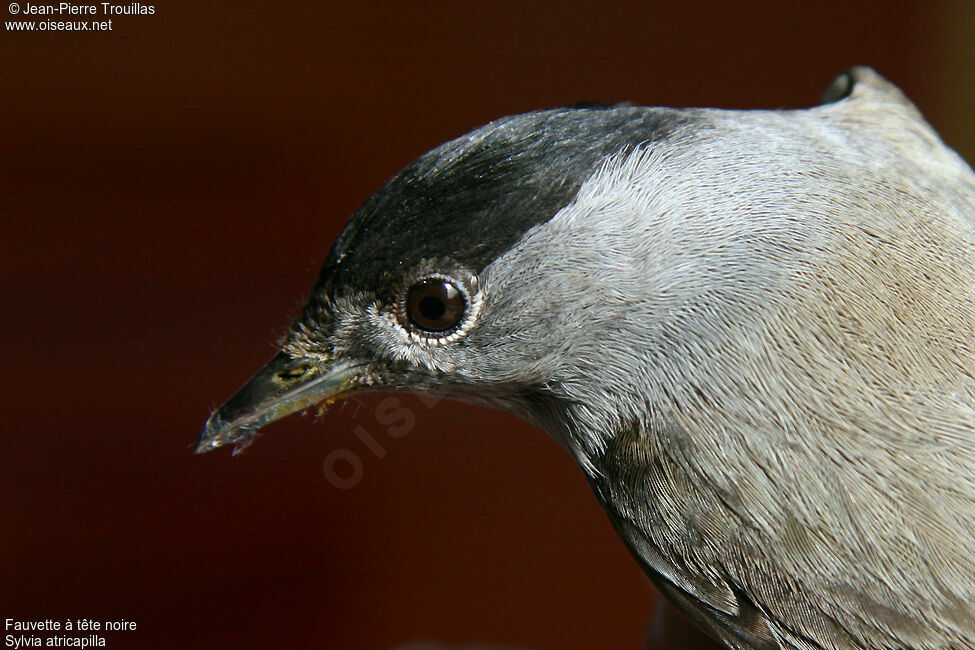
[405, 279, 466, 332]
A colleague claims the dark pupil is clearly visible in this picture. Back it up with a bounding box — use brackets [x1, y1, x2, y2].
[407, 279, 465, 332]
[419, 296, 446, 321]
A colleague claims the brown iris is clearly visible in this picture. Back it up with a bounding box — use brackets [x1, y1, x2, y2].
[406, 279, 466, 332]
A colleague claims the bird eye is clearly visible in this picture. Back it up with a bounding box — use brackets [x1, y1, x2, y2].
[406, 279, 466, 332]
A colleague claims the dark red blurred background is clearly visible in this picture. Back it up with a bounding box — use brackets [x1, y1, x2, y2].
[3, 2, 973, 648]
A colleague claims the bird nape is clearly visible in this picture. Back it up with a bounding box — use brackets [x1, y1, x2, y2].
[197, 67, 975, 649]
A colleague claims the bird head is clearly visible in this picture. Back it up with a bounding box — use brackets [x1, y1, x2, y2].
[196, 105, 696, 456]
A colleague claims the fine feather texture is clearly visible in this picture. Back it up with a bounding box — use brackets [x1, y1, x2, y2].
[212, 67, 975, 648]
[470, 68, 975, 647]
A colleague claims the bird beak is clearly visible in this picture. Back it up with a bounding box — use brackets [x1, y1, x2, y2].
[195, 351, 363, 455]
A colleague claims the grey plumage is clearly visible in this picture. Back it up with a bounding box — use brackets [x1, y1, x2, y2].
[198, 67, 975, 649]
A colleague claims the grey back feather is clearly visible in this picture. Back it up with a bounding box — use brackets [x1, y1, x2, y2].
[470, 68, 975, 648]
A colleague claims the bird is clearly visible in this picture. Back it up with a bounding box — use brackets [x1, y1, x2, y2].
[197, 67, 975, 649]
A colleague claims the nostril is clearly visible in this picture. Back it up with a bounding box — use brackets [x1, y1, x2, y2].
[277, 364, 310, 380]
